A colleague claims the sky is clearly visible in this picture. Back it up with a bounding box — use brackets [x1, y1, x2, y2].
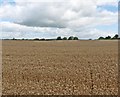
[0, 0, 118, 39]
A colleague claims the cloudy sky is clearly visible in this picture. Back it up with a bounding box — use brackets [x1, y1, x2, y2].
[0, 0, 118, 39]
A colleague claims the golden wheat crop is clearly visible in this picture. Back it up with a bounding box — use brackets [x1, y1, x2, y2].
[2, 40, 118, 95]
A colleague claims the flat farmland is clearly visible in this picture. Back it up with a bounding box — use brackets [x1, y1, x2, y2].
[2, 40, 118, 95]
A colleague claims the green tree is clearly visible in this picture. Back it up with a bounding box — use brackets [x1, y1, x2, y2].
[105, 36, 111, 40]
[63, 37, 67, 40]
[98, 37, 104, 40]
[34, 38, 39, 40]
[68, 36, 74, 40]
[112, 34, 119, 39]
[73, 37, 79, 40]
[12, 38, 16, 40]
[89, 39, 92, 40]
[57, 36, 62, 40]
[40, 38, 46, 41]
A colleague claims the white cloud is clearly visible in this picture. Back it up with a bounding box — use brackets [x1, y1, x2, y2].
[96, 0, 118, 6]
[0, 0, 118, 39]
[1, 21, 117, 39]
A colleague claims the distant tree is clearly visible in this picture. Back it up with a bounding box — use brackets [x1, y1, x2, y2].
[68, 36, 74, 40]
[98, 37, 104, 40]
[105, 36, 111, 39]
[63, 37, 67, 40]
[12, 38, 16, 40]
[112, 34, 119, 39]
[89, 39, 92, 40]
[40, 38, 46, 41]
[56, 36, 62, 40]
[73, 37, 79, 40]
[34, 38, 39, 40]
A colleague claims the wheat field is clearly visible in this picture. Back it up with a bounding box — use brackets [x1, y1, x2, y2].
[2, 40, 118, 95]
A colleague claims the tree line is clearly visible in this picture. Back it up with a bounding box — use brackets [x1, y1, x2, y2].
[56, 36, 79, 40]
[98, 34, 120, 40]
[4, 34, 119, 41]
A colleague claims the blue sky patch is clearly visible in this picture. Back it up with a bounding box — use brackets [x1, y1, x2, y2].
[98, 5, 118, 13]
[0, 0, 15, 5]
[96, 24, 118, 33]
